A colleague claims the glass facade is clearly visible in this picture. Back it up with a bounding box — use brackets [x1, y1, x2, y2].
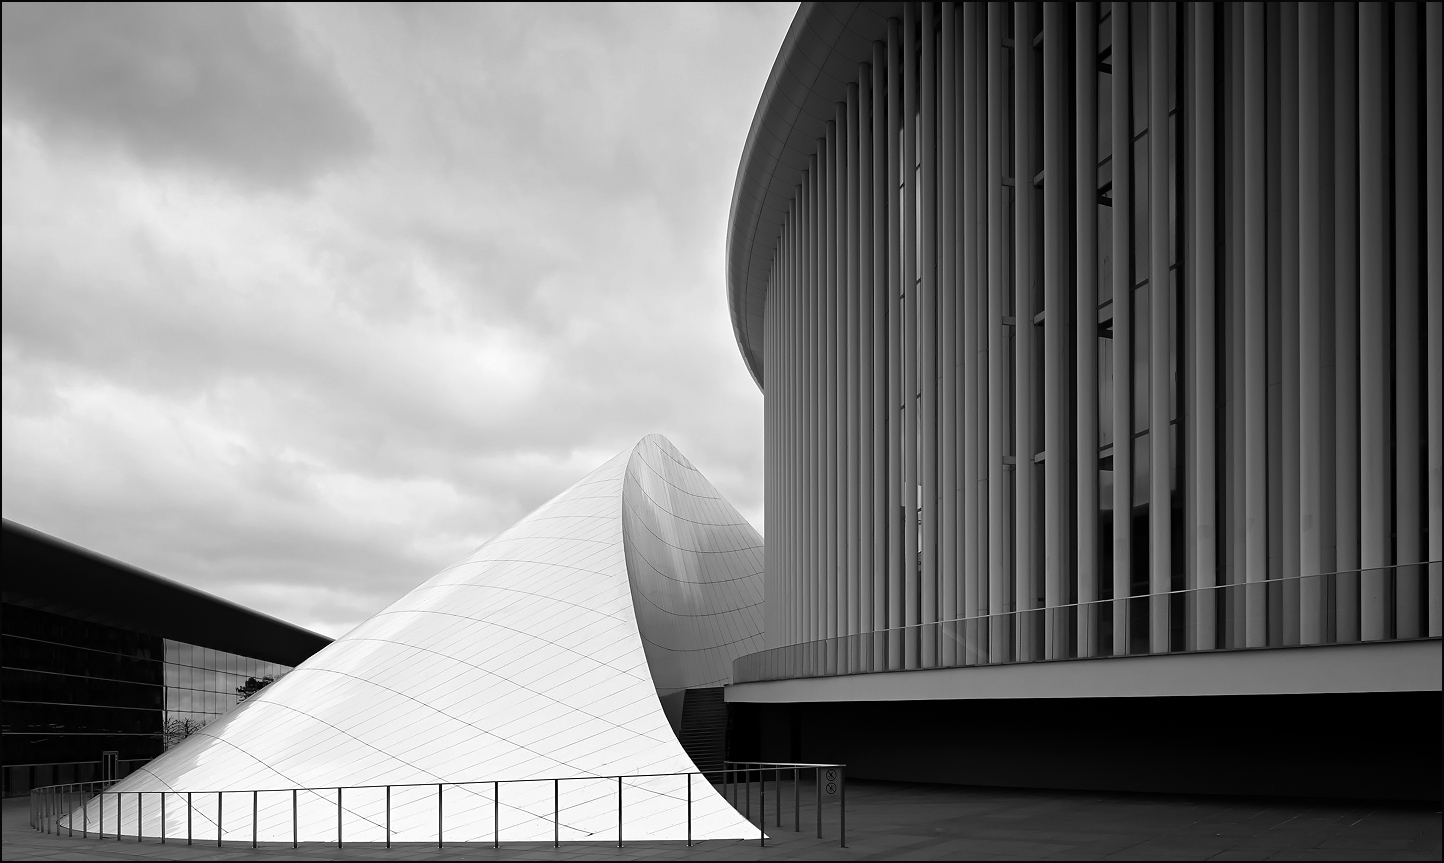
[162, 639, 291, 729]
[1, 602, 290, 796]
[1, 603, 162, 794]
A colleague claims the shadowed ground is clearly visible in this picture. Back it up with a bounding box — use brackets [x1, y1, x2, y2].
[7, 777, 1440, 861]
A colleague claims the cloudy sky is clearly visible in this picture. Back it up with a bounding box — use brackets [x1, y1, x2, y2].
[2, 2, 795, 639]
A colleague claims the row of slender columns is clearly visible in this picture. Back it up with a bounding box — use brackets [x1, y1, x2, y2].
[759, 1, 1442, 660]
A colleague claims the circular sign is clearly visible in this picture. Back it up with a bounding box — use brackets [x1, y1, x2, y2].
[825, 782, 838, 795]
[825, 769, 838, 782]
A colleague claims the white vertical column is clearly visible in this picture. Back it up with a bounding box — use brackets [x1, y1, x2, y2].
[1298, 2, 1324, 644]
[832, 115, 845, 653]
[940, 0, 960, 662]
[1076, 1, 1100, 657]
[814, 153, 826, 647]
[827, 116, 838, 649]
[789, 195, 800, 644]
[1280, 2, 1302, 647]
[987, 1, 1011, 661]
[1013, 0, 1038, 661]
[1333, 3, 1360, 643]
[774, 254, 784, 646]
[902, 2, 921, 669]
[764, 255, 776, 647]
[887, 17, 905, 668]
[808, 158, 820, 646]
[962, 1, 984, 654]
[920, 1, 940, 668]
[1148, 0, 1172, 654]
[1042, 0, 1069, 660]
[872, 43, 891, 645]
[1191, 2, 1217, 651]
[798, 172, 807, 645]
[1358, 3, 1388, 642]
[1112, 1, 1135, 656]
[858, 63, 875, 648]
[847, 82, 863, 643]
[1427, 1, 1443, 638]
[1394, 3, 1423, 639]
[1243, 2, 1269, 648]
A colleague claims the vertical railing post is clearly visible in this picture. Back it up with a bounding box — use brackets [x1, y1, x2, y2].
[217, 791, 223, 848]
[137, 792, 142, 842]
[617, 776, 623, 848]
[493, 781, 499, 849]
[794, 768, 800, 832]
[775, 767, 782, 830]
[553, 778, 559, 848]
[252, 790, 258, 849]
[291, 789, 296, 849]
[760, 765, 766, 846]
[686, 773, 692, 847]
[385, 785, 391, 849]
[186, 791, 191, 845]
[815, 767, 822, 838]
[83, 787, 88, 838]
[160, 792, 165, 843]
[437, 783, 443, 850]
[99, 790, 104, 841]
[840, 767, 847, 848]
[337, 787, 342, 849]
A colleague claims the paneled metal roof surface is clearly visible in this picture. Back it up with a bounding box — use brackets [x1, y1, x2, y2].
[725, 1, 900, 389]
[1, 518, 330, 666]
[94, 435, 763, 843]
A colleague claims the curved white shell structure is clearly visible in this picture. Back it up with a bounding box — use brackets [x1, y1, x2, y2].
[87, 435, 764, 843]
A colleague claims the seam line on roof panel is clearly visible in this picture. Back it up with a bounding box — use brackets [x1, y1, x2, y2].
[624, 537, 763, 588]
[623, 493, 759, 541]
[401, 583, 628, 622]
[363, 610, 648, 680]
[340, 637, 671, 746]
[638, 629, 764, 653]
[294, 667, 590, 773]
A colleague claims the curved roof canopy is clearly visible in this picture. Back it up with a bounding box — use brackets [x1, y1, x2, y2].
[98, 435, 763, 843]
[724, 1, 902, 389]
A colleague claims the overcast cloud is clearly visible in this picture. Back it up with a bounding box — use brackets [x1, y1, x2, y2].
[2, 2, 794, 638]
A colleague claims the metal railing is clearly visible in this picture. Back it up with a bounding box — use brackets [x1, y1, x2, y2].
[721, 762, 846, 847]
[28, 762, 847, 849]
[735, 562, 1442, 683]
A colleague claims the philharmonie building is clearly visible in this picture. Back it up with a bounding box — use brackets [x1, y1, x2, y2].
[18, 0, 1441, 848]
[724, 1, 1439, 800]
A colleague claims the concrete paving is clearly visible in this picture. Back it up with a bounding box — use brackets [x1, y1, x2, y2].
[5, 780, 1439, 861]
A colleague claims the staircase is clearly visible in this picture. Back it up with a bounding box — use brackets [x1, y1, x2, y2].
[678, 687, 727, 777]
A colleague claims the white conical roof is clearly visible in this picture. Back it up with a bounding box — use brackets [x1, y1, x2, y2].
[89, 435, 764, 843]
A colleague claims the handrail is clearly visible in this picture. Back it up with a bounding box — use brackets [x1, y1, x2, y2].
[27, 761, 848, 850]
[734, 561, 1444, 683]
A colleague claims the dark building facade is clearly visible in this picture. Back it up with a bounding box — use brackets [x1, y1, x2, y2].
[1, 519, 330, 796]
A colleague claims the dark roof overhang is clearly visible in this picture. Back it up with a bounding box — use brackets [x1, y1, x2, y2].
[2, 518, 331, 667]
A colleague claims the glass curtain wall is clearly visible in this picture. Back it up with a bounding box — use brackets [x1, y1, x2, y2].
[162, 640, 291, 732]
[1, 602, 293, 796]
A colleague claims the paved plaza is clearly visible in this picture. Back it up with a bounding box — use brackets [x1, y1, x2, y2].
[5, 779, 1440, 861]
